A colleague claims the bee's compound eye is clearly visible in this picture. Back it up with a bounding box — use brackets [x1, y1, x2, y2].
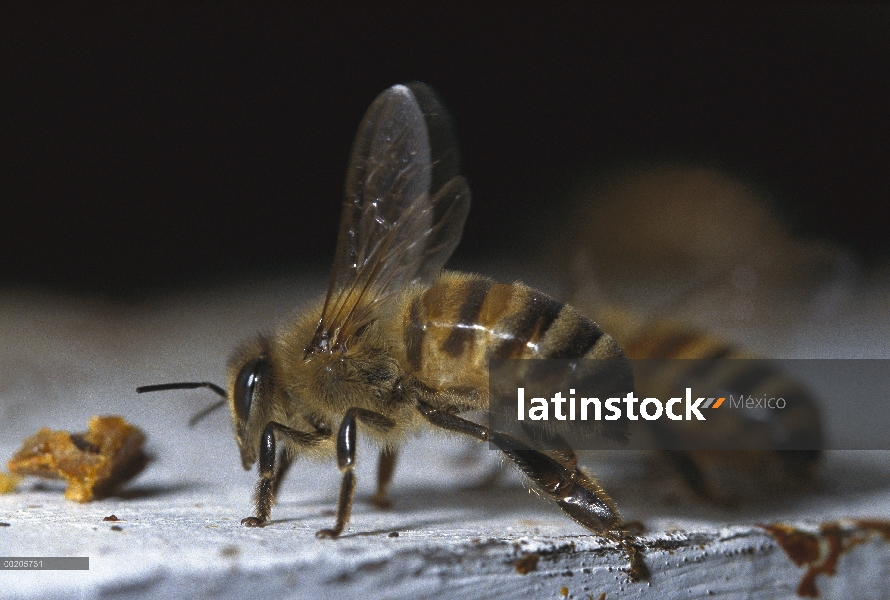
[234, 357, 267, 422]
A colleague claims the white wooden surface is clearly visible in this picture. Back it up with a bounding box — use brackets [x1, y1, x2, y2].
[1, 275, 889, 599]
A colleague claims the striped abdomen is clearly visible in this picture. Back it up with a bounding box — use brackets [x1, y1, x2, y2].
[622, 322, 822, 446]
[402, 271, 625, 392]
[621, 320, 822, 501]
[622, 321, 736, 360]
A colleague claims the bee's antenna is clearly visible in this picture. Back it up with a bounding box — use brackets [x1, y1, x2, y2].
[136, 381, 227, 397]
[185, 399, 228, 427]
[136, 382, 228, 428]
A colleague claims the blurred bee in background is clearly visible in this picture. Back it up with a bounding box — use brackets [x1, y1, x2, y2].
[139, 83, 643, 577]
[561, 166, 842, 504]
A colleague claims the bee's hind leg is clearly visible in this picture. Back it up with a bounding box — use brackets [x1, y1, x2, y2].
[316, 408, 395, 538]
[416, 400, 646, 581]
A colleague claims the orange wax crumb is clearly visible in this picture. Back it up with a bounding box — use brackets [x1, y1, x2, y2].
[7, 416, 148, 502]
[0, 471, 21, 494]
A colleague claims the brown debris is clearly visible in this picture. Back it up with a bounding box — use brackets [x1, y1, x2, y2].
[763, 519, 890, 597]
[514, 553, 540, 574]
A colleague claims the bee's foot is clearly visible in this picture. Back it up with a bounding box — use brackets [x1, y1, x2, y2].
[371, 495, 392, 510]
[241, 517, 266, 527]
[315, 528, 340, 539]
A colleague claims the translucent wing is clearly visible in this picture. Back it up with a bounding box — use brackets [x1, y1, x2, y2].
[307, 83, 471, 354]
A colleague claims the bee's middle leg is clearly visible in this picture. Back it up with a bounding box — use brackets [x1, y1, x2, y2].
[372, 448, 398, 509]
[316, 408, 395, 538]
[271, 451, 293, 498]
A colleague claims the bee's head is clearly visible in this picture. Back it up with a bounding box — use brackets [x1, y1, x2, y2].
[136, 334, 280, 471]
[136, 335, 277, 472]
[226, 335, 275, 470]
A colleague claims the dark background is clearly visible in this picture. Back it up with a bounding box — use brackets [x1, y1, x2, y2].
[3, 4, 889, 294]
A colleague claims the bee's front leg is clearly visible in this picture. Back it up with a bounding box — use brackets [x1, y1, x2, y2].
[242, 422, 327, 527]
[317, 408, 395, 538]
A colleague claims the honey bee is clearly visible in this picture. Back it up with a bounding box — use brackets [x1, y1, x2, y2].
[586, 305, 823, 504]
[138, 83, 641, 575]
[563, 168, 828, 504]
